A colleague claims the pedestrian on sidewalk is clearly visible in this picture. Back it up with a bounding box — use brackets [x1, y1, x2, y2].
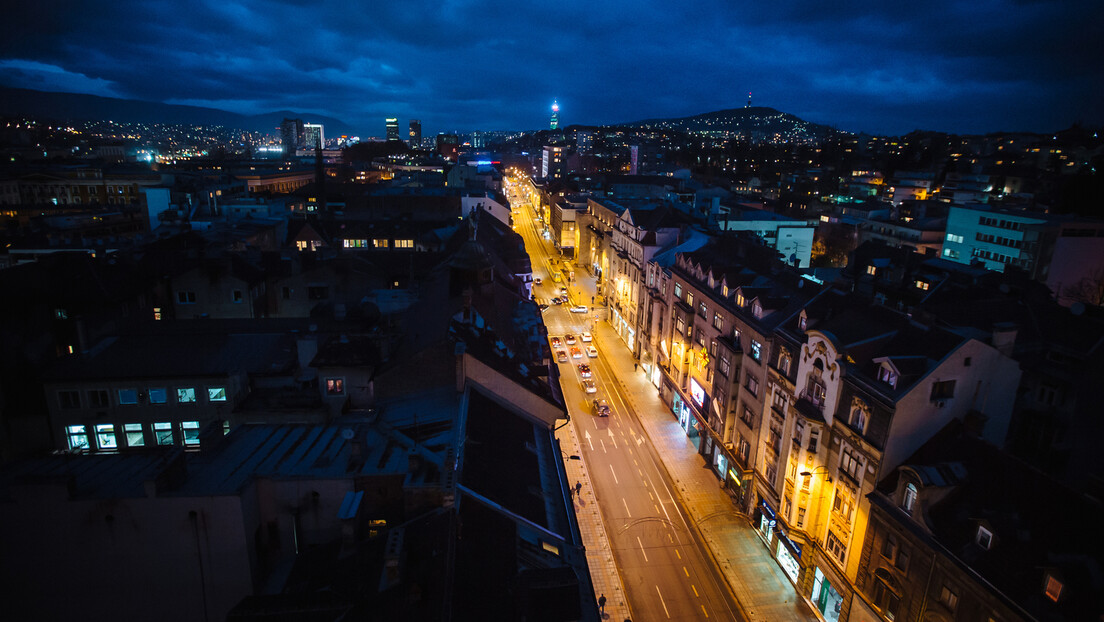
[634, 362, 638, 371]
[575, 481, 582, 496]
[598, 594, 606, 615]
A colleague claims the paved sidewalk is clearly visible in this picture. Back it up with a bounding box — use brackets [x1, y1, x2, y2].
[592, 319, 819, 622]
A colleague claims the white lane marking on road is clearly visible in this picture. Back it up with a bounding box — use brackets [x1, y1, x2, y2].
[599, 438, 606, 453]
[622, 497, 631, 517]
[607, 428, 617, 448]
[648, 491, 654, 501]
[633, 459, 639, 466]
[637, 536, 649, 562]
[655, 585, 671, 618]
[654, 504, 660, 514]
[609, 464, 619, 484]
[638, 469, 644, 477]
[584, 430, 593, 451]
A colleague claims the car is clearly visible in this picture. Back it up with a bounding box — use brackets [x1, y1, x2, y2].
[565, 334, 577, 345]
[582, 379, 597, 394]
[581, 331, 592, 342]
[550, 336, 563, 348]
[559, 286, 568, 295]
[538, 304, 549, 312]
[534, 277, 542, 286]
[556, 350, 568, 363]
[586, 346, 598, 358]
[570, 305, 588, 313]
[593, 398, 610, 417]
[550, 297, 562, 305]
[577, 363, 591, 378]
[570, 347, 582, 359]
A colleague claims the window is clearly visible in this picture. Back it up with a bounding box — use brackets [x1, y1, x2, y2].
[696, 331, 706, 347]
[976, 525, 993, 549]
[752, 300, 763, 318]
[308, 285, 329, 300]
[148, 388, 167, 404]
[153, 307, 162, 320]
[808, 428, 819, 453]
[395, 239, 413, 248]
[233, 289, 243, 303]
[840, 445, 863, 483]
[745, 373, 759, 398]
[67, 425, 90, 450]
[713, 312, 723, 330]
[872, 569, 901, 620]
[699, 302, 707, 318]
[124, 423, 145, 447]
[777, 348, 792, 375]
[118, 388, 138, 405]
[736, 291, 746, 307]
[939, 584, 959, 611]
[719, 355, 730, 377]
[686, 292, 694, 306]
[798, 315, 807, 331]
[881, 534, 898, 560]
[326, 378, 345, 395]
[177, 291, 196, 304]
[931, 380, 956, 401]
[59, 390, 81, 409]
[172, 388, 195, 403]
[772, 389, 787, 412]
[676, 316, 685, 334]
[878, 366, 898, 388]
[826, 531, 847, 563]
[797, 507, 806, 526]
[96, 424, 117, 449]
[741, 406, 755, 427]
[282, 286, 291, 299]
[674, 283, 682, 298]
[866, 265, 877, 276]
[750, 340, 762, 362]
[851, 407, 867, 433]
[153, 422, 173, 445]
[946, 233, 964, 243]
[902, 483, 917, 514]
[1044, 575, 1063, 602]
[89, 389, 109, 408]
[737, 437, 750, 463]
[833, 485, 855, 521]
[914, 280, 929, 290]
[208, 387, 227, 402]
[181, 421, 201, 446]
[896, 547, 910, 573]
[373, 238, 389, 248]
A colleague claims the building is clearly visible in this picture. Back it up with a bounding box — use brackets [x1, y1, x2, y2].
[280, 118, 303, 156]
[550, 100, 560, 130]
[408, 119, 422, 147]
[542, 146, 566, 180]
[386, 117, 400, 141]
[715, 202, 817, 268]
[303, 123, 325, 150]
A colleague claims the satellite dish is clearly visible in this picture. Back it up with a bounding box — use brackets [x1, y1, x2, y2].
[341, 429, 355, 440]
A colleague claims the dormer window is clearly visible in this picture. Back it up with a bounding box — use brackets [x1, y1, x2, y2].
[915, 280, 930, 291]
[752, 300, 763, 318]
[902, 482, 917, 514]
[722, 284, 729, 298]
[1044, 574, 1063, 602]
[878, 365, 898, 389]
[976, 525, 993, 550]
[798, 315, 807, 331]
[866, 265, 877, 276]
[736, 291, 746, 307]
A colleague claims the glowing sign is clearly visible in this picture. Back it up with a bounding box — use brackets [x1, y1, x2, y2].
[690, 378, 706, 409]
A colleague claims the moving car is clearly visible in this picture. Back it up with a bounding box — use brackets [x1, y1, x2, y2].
[550, 297, 563, 305]
[570, 346, 582, 359]
[556, 350, 568, 363]
[538, 304, 549, 312]
[550, 336, 563, 348]
[565, 334, 577, 345]
[582, 379, 597, 394]
[577, 363, 591, 378]
[570, 305, 588, 313]
[581, 332, 592, 342]
[559, 286, 568, 295]
[586, 346, 598, 358]
[593, 398, 610, 417]
[534, 277, 542, 286]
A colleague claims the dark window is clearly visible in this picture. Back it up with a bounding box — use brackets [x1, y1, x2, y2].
[930, 380, 956, 401]
[88, 390, 110, 408]
[308, 286, 329, 300]
[233, 289, 243, 303]
[177, 291, 196, 304]
[282, 286, 291, 299]
[59, 390, 81, 409]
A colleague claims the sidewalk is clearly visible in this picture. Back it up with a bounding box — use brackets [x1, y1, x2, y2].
[593, 319, 819, 622]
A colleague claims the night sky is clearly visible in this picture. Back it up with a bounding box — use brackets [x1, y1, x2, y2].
[1, 1, 1101, 137]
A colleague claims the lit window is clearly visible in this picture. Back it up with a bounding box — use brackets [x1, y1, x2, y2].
[395, 239, 414, 248]
[750, 340, 762, 362]
[373, 238, 389, 248]
[124, 423, 145, 447]
[1044, 575, 1063, 602]
[878, 366, 898, 388]
[118, 389, 138, 405]
[915, 280, 929, 290]
[826, 531, 847, 563]
[67, 425, 90, 450]
[153, 422, 173, 445]
[736, 291, 746, 307]
[866, 265, 877, 276]
[674, 283, 682, 298]
[153, 307, 162, 320]
[148, 388, 167, 404]
[181, 421, 201, 446]
[96, 424, 117, 449]
[177, 388, 196, 403]
[208, 387, 227, 402]
[977, 525, 993, 549]
[902, 483, 918, 514]
[326, 378, 345, 395]
[713, 312, 723, 330]
[939, 585, 959, 611]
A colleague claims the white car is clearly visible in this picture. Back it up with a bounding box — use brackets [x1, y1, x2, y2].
[581, 332, 592, 342]
[570, 305, 588, 313]
[582, 379, 597, 394]
[586, 346, 598, 358]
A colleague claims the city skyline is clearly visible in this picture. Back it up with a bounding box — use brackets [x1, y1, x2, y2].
[0, 1, 1101, 137]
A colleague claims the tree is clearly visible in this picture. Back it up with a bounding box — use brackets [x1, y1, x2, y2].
[1062, 267, 1104, 307]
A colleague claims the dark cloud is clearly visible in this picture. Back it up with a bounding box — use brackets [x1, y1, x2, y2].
[0, 0, 1100, 136]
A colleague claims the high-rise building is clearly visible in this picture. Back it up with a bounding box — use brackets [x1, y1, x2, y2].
[303, 123, 324, 150]
[541, 145, 564, 179]
[550, 101, 560, 130]
[408, 120, 421, 147]
[436, 133, 459, 161]
[280, 118, 304, 156]
[386, 118, 400, 141]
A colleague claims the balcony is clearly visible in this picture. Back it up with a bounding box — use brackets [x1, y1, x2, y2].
[795, 390, 826, 422]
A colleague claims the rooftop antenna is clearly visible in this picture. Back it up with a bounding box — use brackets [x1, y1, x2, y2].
[746, 92, 752, 108]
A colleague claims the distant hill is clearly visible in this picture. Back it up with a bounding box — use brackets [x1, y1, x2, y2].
[617, 106, 843, 141]
[0, 86, 356, 136]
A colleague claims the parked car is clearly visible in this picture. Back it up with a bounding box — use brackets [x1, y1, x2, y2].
[577, 363, 591, 378]
[593, 398, 610, 417]
[581, 332, 592, 342]
[582, 379, 597, 394]
[556, 350, 568, 363]
[570, 305, 588, 313]
[570, 347, 582, 359]
[586, 346, 598, 358]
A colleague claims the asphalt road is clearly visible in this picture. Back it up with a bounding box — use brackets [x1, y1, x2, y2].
[507, 181, 744, 621]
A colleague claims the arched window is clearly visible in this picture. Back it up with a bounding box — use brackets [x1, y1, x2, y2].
[851, 406, 867, 433]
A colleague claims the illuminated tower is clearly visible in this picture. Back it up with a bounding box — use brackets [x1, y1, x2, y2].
[550, 100, 560, 130]
[746, 92, 752, 108]
[386, 118, 400, 141]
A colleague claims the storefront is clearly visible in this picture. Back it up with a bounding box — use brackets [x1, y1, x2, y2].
[713, 451, 728, 480]
[810, 566, 843, 622]
[609, 307, 635, 352]
[757, 499, 776, 544]
[774, 529, 802, 585]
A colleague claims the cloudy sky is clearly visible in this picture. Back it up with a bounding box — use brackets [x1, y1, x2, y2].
[1, 1, 1101, 138]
